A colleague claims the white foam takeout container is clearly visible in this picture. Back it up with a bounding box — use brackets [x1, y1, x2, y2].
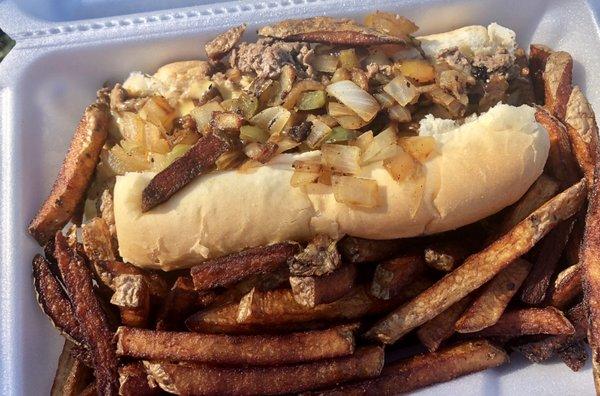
[1, 0, 599, 394]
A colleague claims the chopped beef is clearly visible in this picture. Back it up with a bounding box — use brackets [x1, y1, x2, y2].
[478, 73, 509, 112]
[437, 47, 472, 75]
[230, 38, 313, 79]
[288, 121, 312, 142]
[473, 47, 513, 75]
[438, 70, 469, 106]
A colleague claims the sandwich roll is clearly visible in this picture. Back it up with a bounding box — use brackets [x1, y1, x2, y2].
[114, 104, 550, 270]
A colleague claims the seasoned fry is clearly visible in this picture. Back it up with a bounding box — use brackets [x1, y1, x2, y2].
[529, 44, 552, 104]
[543, 51, 573, 119]
[565, 85, 599, 185]
[338, 236, 405, 263]
[365, 180, 586, 344]
[187, 280, 432, 333]
[493, 174, 560, 238]
[141, 133, 230, 211]
[417, 296, 472, 352]
[371, 254, 424, 299]
[290, 264, 356, 307]
[456, 259, 531, 333]
[156, 276, 218, 331]
[81, 217, 116, 261]
[474, 307, 575, 337]
[549, 263, 582, 309]
[51, 340, 94, 396]
[28, 103, 110, 244]
[54, 233, 119, 395]
[580, 165, 600, 392]
[93, 259, 168, 299]
[205, 24, 247, 60]
[558, 340, 588, 372]
[520, 220, 574, 304]
[110, 274, 150, 328]
[191, 242, 299, 290]
[318, 340, 509, 395]
[33, 254, 85, 345]
[515, 302, 587, 364]
[288, 235, 341, 277]
[144, 346, 383, 395]
[259, 17, 410, 46]
[535, 107, 580, 184]
[119, 362, 161, 396]
[117, 324, 356, 365]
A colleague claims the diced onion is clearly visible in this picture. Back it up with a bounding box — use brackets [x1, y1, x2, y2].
[373, 92, 396, 108]
[313, 55, 339, 74]
[190, 101, 224, 133]
[339, 49, 360, 69]
[328, 102, 356, 117]
[240, 125, 269, 143]
[322, 144, 361, 175]
[331, 68, 352, 83]
[216, 151, 245, 170]
[350, 131, 374, 153]
[327, 127, 359, 143]
[389, 104, 412, 122]
[306, 117, 332, 149]
[399, 136, 438, 162]
[395, 60, 435, 83]
[384, 76, 419, 106]
[326, 80, 381, 122]
[332, 176, 380, 208]
[250, 106, 291, 135]
[361, 125, 400, 165]
[297, 90, 327, 111]
[138, 96, 176, 132]
[283, 80, 325, 109]
[291, 160, 322, 187]
[383, 149, 418, 181]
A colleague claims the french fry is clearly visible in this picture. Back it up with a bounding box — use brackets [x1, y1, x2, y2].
[456, 259, 531, 333]
[493, 174, 560, 238]
[110, 274, 151, 328]
[564, 86, 599, 185]
[543, 51, 573, 120]
[33, 254, 86, 345]
[417, 296, 472, 352]
[565, 212, 586, 265]
[289, 235, 341, 277]
[535, 107, 580, 184]
[371, 253, 424, 299]
[423, 232, 479, 272]
[141, 133, 230, 211]
[190, 242, 299, 290]
[119, 362, 161, 396]
[28, 103, 110, 244]
[338, 236, 405, 263]
[258, 16, 410, 45]
[549, 263, 582, 309]
[520, 220, 575, 304]
[117, 324, 356, 365]
[515, 302, 587, 364]
[51, 340, 94, 396]
[156, 277, 218, 331]
[318, 340, 509, 395]
[78, 383, 96, 396]
[186, 280, 432, 333]
[144, 346, 384, 395]
[529, 44, 553, 104]
[54, 233, 119, 395]
[365, 180, 586, 344]
[94, 260, 168, 299]
[558, 340, 588, 372]
[474, 307, 575, 337]
[81, 217, 116, 261]
[579, 169, 600, 391]
[290, 264, 357, 307]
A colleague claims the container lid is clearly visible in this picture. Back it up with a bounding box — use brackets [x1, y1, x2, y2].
[0, 0, 235, 40]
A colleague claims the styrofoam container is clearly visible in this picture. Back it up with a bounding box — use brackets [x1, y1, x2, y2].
[0, 0, 599, 394]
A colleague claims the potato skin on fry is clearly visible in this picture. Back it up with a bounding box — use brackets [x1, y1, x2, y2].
[116, 325, 356, 365]
[318, 340, 508, 395]
[141, 133, 230, 212]
[474, 307, 575, 337]
[144, 346, 383, 395]
[28, 103, 109, 244]
[51, 341, 94, 396]
[191, 242, 299, 290]
[455, 259, 531, 333]
[543, 51, 573, 120]
[365, 180, 586, 344]
[290, 264, 357, 307]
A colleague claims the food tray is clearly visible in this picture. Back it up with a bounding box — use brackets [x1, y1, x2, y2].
[0, 0, 599, 394]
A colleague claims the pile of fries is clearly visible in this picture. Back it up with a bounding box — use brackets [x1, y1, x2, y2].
[27, 14, 600, 396]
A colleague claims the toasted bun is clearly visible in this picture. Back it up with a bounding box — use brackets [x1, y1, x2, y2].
[114, 104, 549, 270]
